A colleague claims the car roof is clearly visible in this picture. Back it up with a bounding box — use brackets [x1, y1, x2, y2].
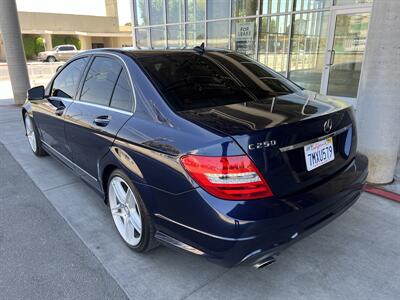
[80, 47, 233, 59]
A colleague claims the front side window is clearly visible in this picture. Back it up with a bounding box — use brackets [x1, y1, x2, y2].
[51, 57, 88, 99]
[110, 70, 134, 111]
[80, 57, 122, 106]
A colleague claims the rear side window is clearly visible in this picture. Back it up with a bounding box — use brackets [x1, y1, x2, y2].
[59, 46, 74, 51]
[80, 57, 122, 106]
[110, 70, 134, 111]
[51, 57, 88, 99]
[136, 52, 298, 111]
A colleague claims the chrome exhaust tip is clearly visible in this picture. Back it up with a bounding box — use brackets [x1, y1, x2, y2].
[253, 256, 276, 269]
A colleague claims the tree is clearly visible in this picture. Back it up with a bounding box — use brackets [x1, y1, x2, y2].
[22, 35, 35, 59]
[34, 37, 45, 54]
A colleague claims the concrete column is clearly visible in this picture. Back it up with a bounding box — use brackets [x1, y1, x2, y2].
[0, 0, 30, 105]
[42, 33, 53, 50]
[105, 0, 118, 18]
[357, 0, 400, 184]
[79, 35, 92, 50]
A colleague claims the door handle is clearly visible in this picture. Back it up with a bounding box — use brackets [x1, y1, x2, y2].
[93, 116, 110, 127]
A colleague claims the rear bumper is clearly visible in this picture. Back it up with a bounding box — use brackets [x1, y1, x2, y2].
[151, 153, 368, 267]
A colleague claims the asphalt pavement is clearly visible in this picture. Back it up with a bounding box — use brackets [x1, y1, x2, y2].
[0, 142, 128, 299]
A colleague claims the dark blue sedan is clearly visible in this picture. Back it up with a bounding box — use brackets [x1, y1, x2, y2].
[22, 48, 368, 268]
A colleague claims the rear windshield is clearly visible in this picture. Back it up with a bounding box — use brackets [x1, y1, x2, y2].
[135, 52, 299, 111]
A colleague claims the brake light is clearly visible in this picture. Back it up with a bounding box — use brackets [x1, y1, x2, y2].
[180, 154, 273, 200]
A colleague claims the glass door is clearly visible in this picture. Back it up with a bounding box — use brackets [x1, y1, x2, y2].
[321, 7, 371, 106]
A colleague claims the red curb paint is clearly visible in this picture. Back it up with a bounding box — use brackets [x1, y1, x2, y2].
[363, 184, 400, 203]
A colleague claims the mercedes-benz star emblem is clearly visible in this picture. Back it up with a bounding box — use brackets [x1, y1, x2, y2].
[323, 119, 333, 133]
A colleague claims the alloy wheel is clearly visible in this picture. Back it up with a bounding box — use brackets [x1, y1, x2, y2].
[108, 176, 142, 246]
[25, 115, 37, 152]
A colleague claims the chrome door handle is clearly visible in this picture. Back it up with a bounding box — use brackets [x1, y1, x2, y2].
[93, 116, 110, 127]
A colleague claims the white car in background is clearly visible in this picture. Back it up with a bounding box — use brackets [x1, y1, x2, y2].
[37, 44, 80, 62]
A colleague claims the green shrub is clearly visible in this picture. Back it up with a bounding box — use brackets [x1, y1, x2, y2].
[52, 36, 81, 50]
[22, 35, 35, 60]
[34, 37, 45, 54]
[52, 36, 65, 48]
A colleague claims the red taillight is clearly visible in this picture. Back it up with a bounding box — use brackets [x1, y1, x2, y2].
[180, 154, 273, 200]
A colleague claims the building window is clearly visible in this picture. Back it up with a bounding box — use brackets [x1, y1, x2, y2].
[136, 28, 149, 47]
[207, 20, 229, 49]
[231, 18, 257, 59]
[232, 0, 258, 17]
[134, 0, 148, 26]
[186, 23, 205, 47]
[288, 11, 330, 91]
[167, 0, 185, 23]
[294, 0, 331, 11]
[207, 0, 230, 20]
[168, 25, 185, 48]
[335, 0, 372, 4]
[149, 0, 165, 25]
[261, 0, 293, 14]
[151, 27, 166, 48]
[186, 0, 206, 22]
[258, 15, 291, 74]
[132, 0, 372, 98]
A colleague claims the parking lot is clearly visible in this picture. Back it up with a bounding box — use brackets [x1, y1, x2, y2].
[0, 97, 399, 300]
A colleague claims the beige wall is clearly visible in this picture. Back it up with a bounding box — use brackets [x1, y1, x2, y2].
[105, 0, 118, 18]
[79, 36, 92, 50]
[18, 11, 119, 33]
[105, 37, 133, 48]
[86, 36, 132, 49]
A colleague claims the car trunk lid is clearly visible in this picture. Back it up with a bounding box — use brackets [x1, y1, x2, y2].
[178, 92, 356, 197]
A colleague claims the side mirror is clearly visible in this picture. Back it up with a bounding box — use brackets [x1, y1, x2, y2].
[27, 86, 45, 100]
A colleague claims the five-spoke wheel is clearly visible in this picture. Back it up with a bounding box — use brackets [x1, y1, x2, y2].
[108, 170, 156, 251]
[109, 176, 142, 246]
[25, 115, 37, 152]
[24, 113, 46, 156]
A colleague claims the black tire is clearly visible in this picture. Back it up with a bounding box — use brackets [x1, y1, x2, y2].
[24, 113, 47, 157]
[107, 169, 158, 252]
[47, 56, 56, 62]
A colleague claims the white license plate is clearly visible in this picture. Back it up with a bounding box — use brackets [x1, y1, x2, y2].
[304, 137, 335, 171]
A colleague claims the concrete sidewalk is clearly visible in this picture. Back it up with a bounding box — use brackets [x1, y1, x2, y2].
[1, 98, 400, 300]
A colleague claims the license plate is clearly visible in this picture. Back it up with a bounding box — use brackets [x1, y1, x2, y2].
[304, 137, 335, 171]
